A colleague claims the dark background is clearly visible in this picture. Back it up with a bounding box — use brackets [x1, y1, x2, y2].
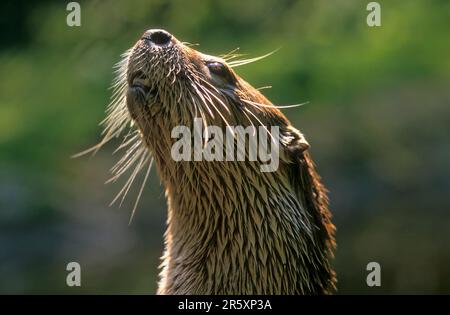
[0, 0, 449, 294]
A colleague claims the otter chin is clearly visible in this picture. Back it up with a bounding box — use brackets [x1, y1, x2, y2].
[91, 29, 336, 294]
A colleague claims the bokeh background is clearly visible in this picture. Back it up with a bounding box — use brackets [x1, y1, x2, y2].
[0, 0, 449, 294]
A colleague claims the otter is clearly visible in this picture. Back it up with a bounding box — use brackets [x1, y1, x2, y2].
[84, 29, 336, 294]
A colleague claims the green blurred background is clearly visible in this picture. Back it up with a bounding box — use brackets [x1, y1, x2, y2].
[0, 0, 449, 294]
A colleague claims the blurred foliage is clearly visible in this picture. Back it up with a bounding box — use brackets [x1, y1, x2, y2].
[0, 0, 449, 293]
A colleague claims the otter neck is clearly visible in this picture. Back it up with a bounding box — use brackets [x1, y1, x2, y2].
[154, 152, 322, 294]
[137, 108, 332, 294]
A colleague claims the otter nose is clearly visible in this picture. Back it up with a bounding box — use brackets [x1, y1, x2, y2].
[142, 29, 172, 46]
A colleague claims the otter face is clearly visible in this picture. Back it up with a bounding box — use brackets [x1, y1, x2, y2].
[125, 29, 243, 130]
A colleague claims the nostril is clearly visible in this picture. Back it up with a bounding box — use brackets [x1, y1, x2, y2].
[145, 30, 172, 46]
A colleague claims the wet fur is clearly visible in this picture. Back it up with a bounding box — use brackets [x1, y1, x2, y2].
[90, 30, 336, 294]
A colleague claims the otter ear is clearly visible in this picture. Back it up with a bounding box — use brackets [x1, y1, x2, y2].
[293, 131, 310, 152]
[285, 126, 310, 155]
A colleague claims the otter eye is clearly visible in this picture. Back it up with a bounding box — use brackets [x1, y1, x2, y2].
[206, 61, 227, 76]
[206, 61, 235, 86]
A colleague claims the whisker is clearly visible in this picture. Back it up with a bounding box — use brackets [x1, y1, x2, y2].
[244, 107, 277, 145]
[243, 99, 309, 109]
[129, 157, 154, 225]
[228, 48, 280, 68]
[110, 147, 148, 207]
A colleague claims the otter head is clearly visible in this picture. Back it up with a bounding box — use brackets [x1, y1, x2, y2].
[87, 28, 312, 211]
[122, 29, 312, 173]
